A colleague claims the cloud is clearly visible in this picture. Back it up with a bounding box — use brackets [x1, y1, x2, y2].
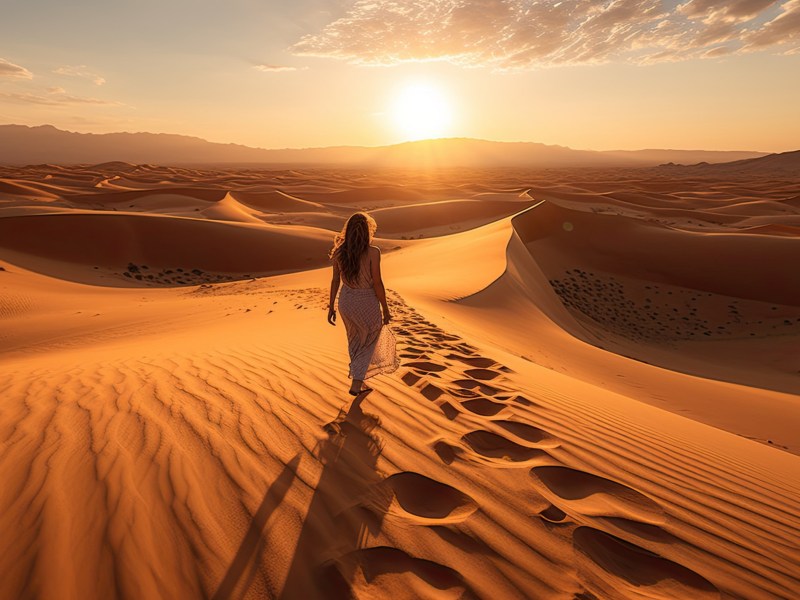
[677, 0, 780, 23]
[703, 44, 735, 57]
[291, 0, 800, 68]
[53, 65, 106, 85]
[0, 58, 33, 79]
[253, 64, 307, 72]
[0, 87, 123, 106]
[743, 0, 800, 48]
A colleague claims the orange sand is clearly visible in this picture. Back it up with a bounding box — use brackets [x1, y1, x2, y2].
[1, 162, 799, 599]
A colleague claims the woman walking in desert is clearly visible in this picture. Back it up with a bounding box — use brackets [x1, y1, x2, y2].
[327, 212, 399, 395]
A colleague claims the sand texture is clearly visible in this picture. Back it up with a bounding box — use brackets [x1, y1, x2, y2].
[1, 163, 799, 600]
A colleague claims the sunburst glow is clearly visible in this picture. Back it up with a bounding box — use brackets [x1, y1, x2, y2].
[390, 83, 452, 141]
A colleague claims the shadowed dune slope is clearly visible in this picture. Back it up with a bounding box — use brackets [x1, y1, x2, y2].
[0, 179, 62, 199]
[0, 212, 333, 275]
[515, 199, 800, 306]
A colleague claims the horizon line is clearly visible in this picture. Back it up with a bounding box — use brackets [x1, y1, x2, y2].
[1, 123, 785, 156]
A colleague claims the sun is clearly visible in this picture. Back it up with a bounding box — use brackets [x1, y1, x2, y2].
[390, 83, 452, 141]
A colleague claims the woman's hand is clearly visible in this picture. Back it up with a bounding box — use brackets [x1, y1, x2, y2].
[327, 308, 337, 326]
[382, 310, 392, 325]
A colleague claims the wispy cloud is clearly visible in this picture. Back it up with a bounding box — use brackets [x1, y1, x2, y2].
[253, 64, 307, 72]
[0, 87, 123, 106]
[677, 0, 781, 23]
[53, 64, 106, 85]
[743, 0, 800, 49]
[291, 0, 800, 68]
[0, 58, 34, 79]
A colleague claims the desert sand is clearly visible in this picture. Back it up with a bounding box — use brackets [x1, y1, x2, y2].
[1, 162, 799, 599]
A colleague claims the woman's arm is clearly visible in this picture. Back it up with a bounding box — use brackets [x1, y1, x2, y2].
[328, 261, 340, 325]
[370, 247, 391, 324]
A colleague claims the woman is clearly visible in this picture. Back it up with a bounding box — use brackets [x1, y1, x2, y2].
[327, 212, 399, 395]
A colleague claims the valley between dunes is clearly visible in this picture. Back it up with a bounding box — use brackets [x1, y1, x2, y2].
[1, 163, 799, 600]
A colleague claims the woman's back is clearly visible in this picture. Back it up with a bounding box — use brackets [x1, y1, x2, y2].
[340, 250, 373, 289]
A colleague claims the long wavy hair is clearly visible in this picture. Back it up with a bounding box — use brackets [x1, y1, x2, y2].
[330, 212, 377, 284]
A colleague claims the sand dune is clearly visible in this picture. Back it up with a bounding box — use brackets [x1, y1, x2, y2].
[200, 192, 268, 224]
[0, 212, 335, 284]
[515, 199, 800, 304]
[372, 198, 538, 238]
[69, 187, 230, 205]
[0, 178, 62, 199]
[1, 163, 799, 599]
[231, 190, 326, 212]
[292, 186, 430, 206]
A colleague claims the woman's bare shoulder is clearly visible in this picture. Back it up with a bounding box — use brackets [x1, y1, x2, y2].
[368, 245, 381, 256]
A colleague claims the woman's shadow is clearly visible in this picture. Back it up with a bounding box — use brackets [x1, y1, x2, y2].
[278, 389, 392, 599]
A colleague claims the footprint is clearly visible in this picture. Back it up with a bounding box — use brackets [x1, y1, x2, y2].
[493, 421, 559, 447]
[461, 399, 506, 416]
[464, 368, 501, 381]
[438, 401, 459, 420]
[451, 379, 501, 396]
[540, 504, 569, 524]
[430, 333, 461, 342]
[420, 382, 445, 401]
[529, 466, 666, 525]
[382, 472, 477, 523]
[461, 431, 550, 463]
[445, 353, 496, 368]
[573, 527, 720, 599]
[432, 440, 462, 465]
[405, 361, 447, 373]
[512, 395, 539, 407]
[424, 342, 448, 351]
[401, 371, 421, 386]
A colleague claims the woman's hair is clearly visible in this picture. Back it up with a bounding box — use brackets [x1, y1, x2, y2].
[330, 212, 377, 284]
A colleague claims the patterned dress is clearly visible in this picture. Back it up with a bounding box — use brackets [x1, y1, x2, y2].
[337, 252, 400, 380]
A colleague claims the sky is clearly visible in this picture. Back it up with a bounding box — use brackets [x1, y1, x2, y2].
[1, 0, 799, 152]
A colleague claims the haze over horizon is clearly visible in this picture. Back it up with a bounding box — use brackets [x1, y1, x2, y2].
[3, 122, 787, 154]
[2, 0, 800, 153]
[2, 123, 781, 167]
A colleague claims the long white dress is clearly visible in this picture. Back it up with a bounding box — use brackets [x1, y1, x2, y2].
[336, 254, 399, 380]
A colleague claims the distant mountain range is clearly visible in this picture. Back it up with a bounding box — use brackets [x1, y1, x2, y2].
[659, 149, 800, 176]
[0, 124, 772, 168]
